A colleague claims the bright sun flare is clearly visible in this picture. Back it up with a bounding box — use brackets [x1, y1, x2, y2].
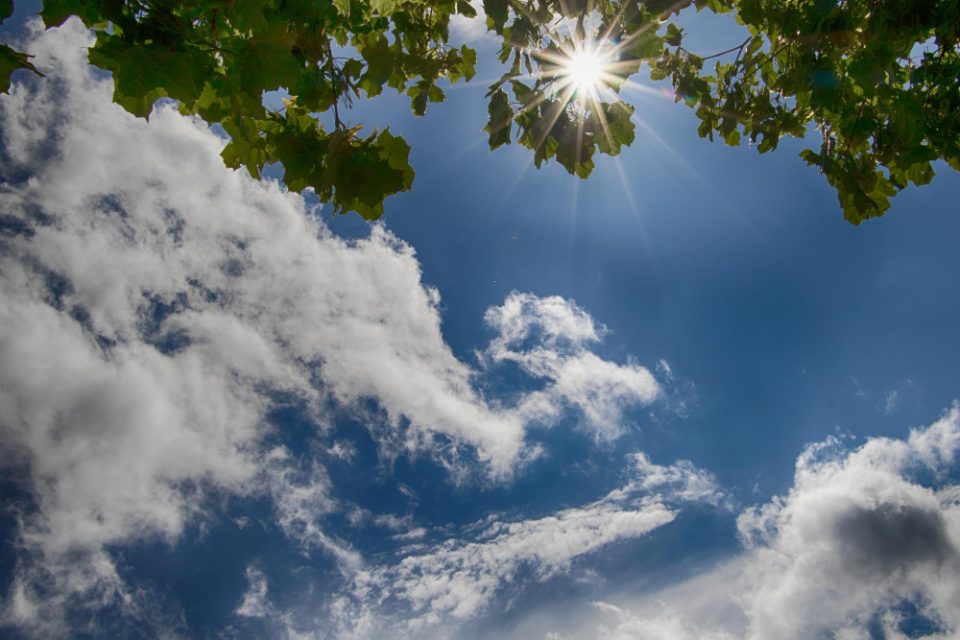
[564, 49, 607, 92]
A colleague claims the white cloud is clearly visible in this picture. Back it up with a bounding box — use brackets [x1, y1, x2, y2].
[485, 292, 607, 352]
[262, 448, 361, 568]
[589, 601, 737, 640]
[325, 453, 725, 637]
[485, 292, 661, 440]
[883, 389, 900, 414]
[235, 567, 313, 640]
[236, 567, 272, 619]
[626, 452, 728, 508]
[449, 0, 494, 44]
[736, 404, 960, 639]
[369, 500, 673, 621]
[0, 20, 667, 635]
[336, 498, 674, 636]
[525, 406, 960, 640]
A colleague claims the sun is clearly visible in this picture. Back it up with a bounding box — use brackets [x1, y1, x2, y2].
[564, 49, 607, 91]
[558, 42, 612, 96]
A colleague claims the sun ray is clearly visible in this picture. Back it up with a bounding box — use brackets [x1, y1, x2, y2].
[629, 110, 734, 209]
[612, 155, 663, 283]
[488, 75, 575, 146]
[613, 155, 640, 215]
[497, 4, 672, 171]
[605, 0, 691, 60]
[534, 81, 578, 152]
[619, 77, 678, 100]
[574, 92, 588, 167]
[598, 0, 632, 45]
[568, 168, 581, 241]
[497, 152, 538, 206]
[589, 93, 616, 153]
[566, 48, 608, 91]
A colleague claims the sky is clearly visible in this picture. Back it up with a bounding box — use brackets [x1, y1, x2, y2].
[1, 8, 960, 640]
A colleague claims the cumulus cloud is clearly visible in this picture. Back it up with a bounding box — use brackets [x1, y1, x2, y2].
[0, 21, 667, 635]
[484, 292, 661, 440]
[534, 406, 960, 640]
[736, 404, 960, 639]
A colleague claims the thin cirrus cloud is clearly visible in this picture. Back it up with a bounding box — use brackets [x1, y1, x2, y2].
[234, 452, 725, 639]
[0, 20, 665, 635]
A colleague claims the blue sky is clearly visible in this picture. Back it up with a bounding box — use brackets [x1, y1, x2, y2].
[342, 19, 960, 493]
[1, 8, 960, 640]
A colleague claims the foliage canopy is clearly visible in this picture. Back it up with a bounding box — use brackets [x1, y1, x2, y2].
[1, 0, 958, 223]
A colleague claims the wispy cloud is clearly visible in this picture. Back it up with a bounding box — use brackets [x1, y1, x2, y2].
[882, 388, 900, 414]
[627, 452, 729, 508]
[309, 453, 724, 638]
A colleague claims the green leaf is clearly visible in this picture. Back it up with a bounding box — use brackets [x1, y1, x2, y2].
[664, 23, 684, 47]
[190, 75, 241, 123]
[236, 31, 302, 96]
[28, 0, 960, 224]
[370, 0, 397, 14]
[40, 0, 96, 27]
[456, 45, 477, 82]
[484, 0, 509, 32]
[485, 89, 512, 149]
[510, 80, 534, 105]
[630, 32, 664, 60]
[375, 129, 415, 189]
[294, 67, 340, 112]
[408, 83, 429, 115]
[88, 36, 214, 117]
[225, 0, 270, 34]
[328, 128, 415, 219]
[0, 44, 42, 93]
[799, 149, 822, 166]
[723, 128, 741, 146]
[457, 1, 477, 19]
[220, 117, 270, 177]
[356, 32, 394, 97]
[596, 100, 635, 156]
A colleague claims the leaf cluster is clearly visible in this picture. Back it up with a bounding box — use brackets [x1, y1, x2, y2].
[481, 0, 661, 177]
[1, 0, 958, 222]
[36, 0, 477, 218]
[650, 0, 960, 223]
